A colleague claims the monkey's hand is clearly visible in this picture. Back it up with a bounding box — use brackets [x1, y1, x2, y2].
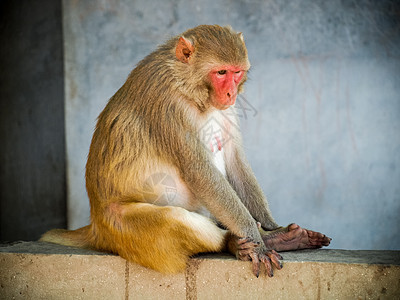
[229, 236, 283, 278]
[249, 244, 283, 278]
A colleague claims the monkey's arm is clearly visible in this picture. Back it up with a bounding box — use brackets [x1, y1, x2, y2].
[173, 132, 261, 240]
[160, 127, 281, 277]
[226, 146, 280, 231]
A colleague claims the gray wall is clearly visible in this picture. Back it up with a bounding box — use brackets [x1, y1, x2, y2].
[64, 0, 400, 250]
[0, 1, 66, 241]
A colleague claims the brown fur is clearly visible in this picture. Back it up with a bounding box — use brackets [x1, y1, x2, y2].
[40, 25, 282, 274]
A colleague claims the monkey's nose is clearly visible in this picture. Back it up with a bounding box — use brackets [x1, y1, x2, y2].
[226, 94, 237, 105]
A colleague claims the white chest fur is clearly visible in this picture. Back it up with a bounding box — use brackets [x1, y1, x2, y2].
[198, 112, 229, 177]
[213, 144, 226, 176]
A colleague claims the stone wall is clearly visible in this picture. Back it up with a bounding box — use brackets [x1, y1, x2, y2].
[63, 0, 400, 250]
[1, 242, 399, 299]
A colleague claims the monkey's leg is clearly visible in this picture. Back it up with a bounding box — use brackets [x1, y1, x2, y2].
[259, 223, 332, 252]
[94, 202, 227, 274]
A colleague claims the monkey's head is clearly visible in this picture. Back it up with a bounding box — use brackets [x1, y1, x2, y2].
[174, 25, 251, 111]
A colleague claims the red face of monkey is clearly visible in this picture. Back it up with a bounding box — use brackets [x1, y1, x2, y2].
[209, 66, 245, 110]
[175, 34, 249, 111]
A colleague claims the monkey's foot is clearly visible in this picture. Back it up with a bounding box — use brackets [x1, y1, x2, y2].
[233, 238, 283, 277]
[261, 223, 331, 252]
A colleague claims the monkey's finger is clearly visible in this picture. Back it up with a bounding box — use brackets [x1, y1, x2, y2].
[271, 249, 283, 260]
[237, 237, 260, 250]
[267, 251, 283, 270]
[249, 252, 260, 278]
[260, 255, 273, 277]
[238, 248, 256, 259]
[238, 252, 251, 261]
[256, 222, 262, 229]
[237, 238, 250, 245]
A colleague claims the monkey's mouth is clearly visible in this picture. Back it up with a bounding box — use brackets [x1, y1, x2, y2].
[221, 94, 237, 107]
[213, 99, 236, 110]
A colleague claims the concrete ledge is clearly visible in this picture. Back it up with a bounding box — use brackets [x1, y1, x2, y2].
[1, 242, 399, 299]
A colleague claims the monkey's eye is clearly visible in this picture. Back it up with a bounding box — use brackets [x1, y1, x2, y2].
[217, 70, 227, 75]
[235, 70, 241, 74]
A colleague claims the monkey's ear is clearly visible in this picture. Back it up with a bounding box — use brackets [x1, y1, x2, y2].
[176, 36, 194, 64]
[237, 32, 244, 42]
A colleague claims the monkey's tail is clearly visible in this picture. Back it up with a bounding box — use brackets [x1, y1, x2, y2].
[39, 225, 92, 249]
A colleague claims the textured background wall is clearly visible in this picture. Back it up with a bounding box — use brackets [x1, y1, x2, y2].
[63, 0, 400, 250]
[0, 1, 66, 241]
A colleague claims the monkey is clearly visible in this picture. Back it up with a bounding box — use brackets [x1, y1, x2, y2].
[40, 25, 331, 277]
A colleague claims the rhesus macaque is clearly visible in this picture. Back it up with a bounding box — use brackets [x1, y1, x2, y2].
[41, 25, 331, 277]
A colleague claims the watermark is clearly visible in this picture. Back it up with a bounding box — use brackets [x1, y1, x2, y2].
[235, 94, 258, 120]
[142, 172, 177, 205]
[197, 94, 258, 154]
[198, 116, 232, 153]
